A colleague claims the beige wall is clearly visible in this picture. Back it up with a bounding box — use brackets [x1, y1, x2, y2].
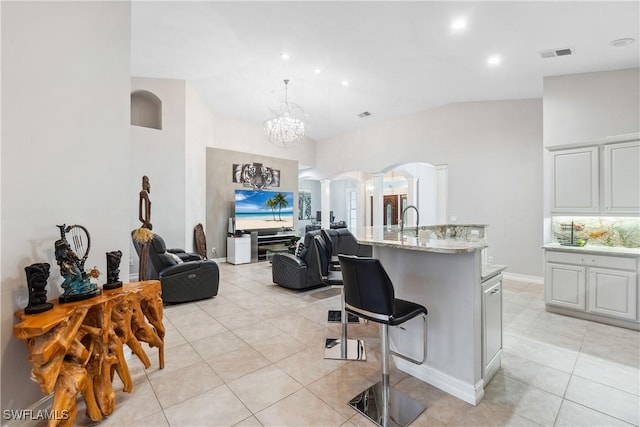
[206, 148, 298, 258]
[1, 1, 131, 411]
[312, 99, 544, 277]
[130, 78, 186, 265]
[543, 68, 640, 147]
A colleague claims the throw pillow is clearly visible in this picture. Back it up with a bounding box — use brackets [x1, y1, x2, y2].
[168, 252, 184, 264]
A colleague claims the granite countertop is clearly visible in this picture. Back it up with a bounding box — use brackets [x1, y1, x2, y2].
[482, 263, 508, 281]
[352, 226, 487, 254]
[543, 243, 640, 257]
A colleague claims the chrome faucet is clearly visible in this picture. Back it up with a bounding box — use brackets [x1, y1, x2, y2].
[400, 205, 420, 236]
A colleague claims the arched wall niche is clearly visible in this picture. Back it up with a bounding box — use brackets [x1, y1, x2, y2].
[131, 90, 162, 130]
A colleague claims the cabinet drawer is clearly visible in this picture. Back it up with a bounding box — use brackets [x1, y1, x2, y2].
[546, 250, 637, 271]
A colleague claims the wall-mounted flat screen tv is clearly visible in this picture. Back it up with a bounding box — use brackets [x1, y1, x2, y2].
[234, 189, 294, 230]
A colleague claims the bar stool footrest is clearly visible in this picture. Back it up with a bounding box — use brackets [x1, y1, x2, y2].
[349, 381, 426, 427]
[324, 338, 366, 361]
[327, 310, 359, 323]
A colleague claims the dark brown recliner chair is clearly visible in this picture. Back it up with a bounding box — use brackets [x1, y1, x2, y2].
[132, 231, 219, 303]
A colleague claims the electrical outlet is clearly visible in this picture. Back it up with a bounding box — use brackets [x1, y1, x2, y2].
[211, 247, 217, 256]
[129, 259, 134, 267]
[488, 256, 494, 263]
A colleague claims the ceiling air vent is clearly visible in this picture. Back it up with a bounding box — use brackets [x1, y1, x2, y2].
[540, 47, 573, 58]
[358, 111, 372, 118]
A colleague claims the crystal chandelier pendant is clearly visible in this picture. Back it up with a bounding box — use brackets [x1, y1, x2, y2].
[264, 79, 309, 148]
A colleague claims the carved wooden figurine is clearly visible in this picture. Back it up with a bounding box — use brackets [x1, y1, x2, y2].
[24, 263, 54, 314]
[103, 250, 123, 290]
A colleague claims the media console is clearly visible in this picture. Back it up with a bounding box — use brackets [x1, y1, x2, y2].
[254, 232, 297, 261]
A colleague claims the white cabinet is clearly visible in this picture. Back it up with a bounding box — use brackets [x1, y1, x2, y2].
[482, 274, 502, 383]
[603, 140, 640, 213]
[589, 268, 637, 320]
[545, 249, 638, 326]
[546, 262, 586, 310]
[550, 140, 640, 214]
[551, 146, 599, 213]
[227, 236, 251, 265]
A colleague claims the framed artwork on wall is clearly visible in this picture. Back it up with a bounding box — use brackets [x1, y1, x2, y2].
[299, 190, 311, 220]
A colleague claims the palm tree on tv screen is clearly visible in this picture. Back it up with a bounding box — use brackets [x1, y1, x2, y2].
[265, 198, 277, 221]
[273, 193, 288, 221]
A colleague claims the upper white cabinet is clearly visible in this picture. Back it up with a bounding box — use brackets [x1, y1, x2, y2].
[603, 141, 640, 213]
[551, 140, 640, 214]
[551, 146, 599, 213]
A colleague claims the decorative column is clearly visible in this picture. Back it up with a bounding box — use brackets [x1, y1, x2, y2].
[320, 179, 332, 229]
[371, 173, 384, 228]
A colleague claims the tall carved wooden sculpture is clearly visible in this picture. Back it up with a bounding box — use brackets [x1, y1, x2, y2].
[133, 175, 154, 281]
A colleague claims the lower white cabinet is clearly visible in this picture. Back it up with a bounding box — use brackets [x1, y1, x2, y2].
[482, 274, 502, 383]
[545, 249, 638, 326]
[589, 268, 637, 320]
[546, 263, 586, 310]
[227, 236, 251, 265]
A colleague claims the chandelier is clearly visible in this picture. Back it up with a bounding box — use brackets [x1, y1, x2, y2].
[264, 79, 308, 148]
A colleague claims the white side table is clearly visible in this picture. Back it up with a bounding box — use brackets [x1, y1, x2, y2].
[227, 235, 251, 265]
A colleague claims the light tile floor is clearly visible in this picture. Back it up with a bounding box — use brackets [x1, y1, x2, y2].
[74, 261, 639, 427]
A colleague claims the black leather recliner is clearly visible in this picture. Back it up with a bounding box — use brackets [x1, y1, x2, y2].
[271, 228, 372, 290]
[132, 231, 220, 303]
[271, 230, 325, 290]
[334, 228, 373, 257]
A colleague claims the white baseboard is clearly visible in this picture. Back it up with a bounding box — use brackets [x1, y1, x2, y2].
[502, 272, 543, 285]
[394, 358, 485, 405]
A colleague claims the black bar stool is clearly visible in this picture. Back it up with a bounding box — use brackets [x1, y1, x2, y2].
[339, 254, 428, 427]
[313, 236, 366, 361]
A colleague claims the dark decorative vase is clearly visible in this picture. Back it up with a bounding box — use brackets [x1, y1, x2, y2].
[103, 250, 123, 290]
[24, 263, 54, 314]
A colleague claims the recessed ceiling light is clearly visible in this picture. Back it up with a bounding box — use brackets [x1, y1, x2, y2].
[487, 55, 501, 66]
[451, 17, 467, 31]
[314, 68, 322, 74]
[280, 52, 290, 60]
[341, 80, 350, 87]
[610, 38, 635, 47]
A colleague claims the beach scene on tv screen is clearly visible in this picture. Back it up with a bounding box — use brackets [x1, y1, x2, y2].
[235, 190, 294, 230]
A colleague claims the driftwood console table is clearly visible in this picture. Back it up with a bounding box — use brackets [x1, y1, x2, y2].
[14, 280, 165, 426]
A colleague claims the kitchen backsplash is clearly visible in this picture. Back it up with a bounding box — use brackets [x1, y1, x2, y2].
[418, 224, 487, 242]
[552, 216, 640, 248]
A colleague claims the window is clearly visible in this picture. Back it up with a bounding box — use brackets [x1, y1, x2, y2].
[347, 189, 357, 229]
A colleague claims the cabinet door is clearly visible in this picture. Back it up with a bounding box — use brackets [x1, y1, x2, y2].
[483, 279, 502, 371]
[551, 147, 599, 213]
[604, 140, 640, 213]
[545, 262, 586, 310]
[588, 268, 637, 320]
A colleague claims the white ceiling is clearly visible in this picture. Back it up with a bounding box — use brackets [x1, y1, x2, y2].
[131, 1, 640, 141]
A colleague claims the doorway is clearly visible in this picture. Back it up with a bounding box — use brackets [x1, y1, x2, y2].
[383, 195, 399, 226]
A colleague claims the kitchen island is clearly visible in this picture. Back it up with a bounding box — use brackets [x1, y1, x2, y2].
[351, 225, 506, 405]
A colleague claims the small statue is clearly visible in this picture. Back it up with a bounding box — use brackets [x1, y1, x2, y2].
[103, 250, 123, 290]
[55, 224, 100, 303]
[24, 263, 54, 314]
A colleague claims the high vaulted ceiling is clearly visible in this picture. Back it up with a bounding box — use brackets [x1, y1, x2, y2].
[131, 1, 639, 141]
